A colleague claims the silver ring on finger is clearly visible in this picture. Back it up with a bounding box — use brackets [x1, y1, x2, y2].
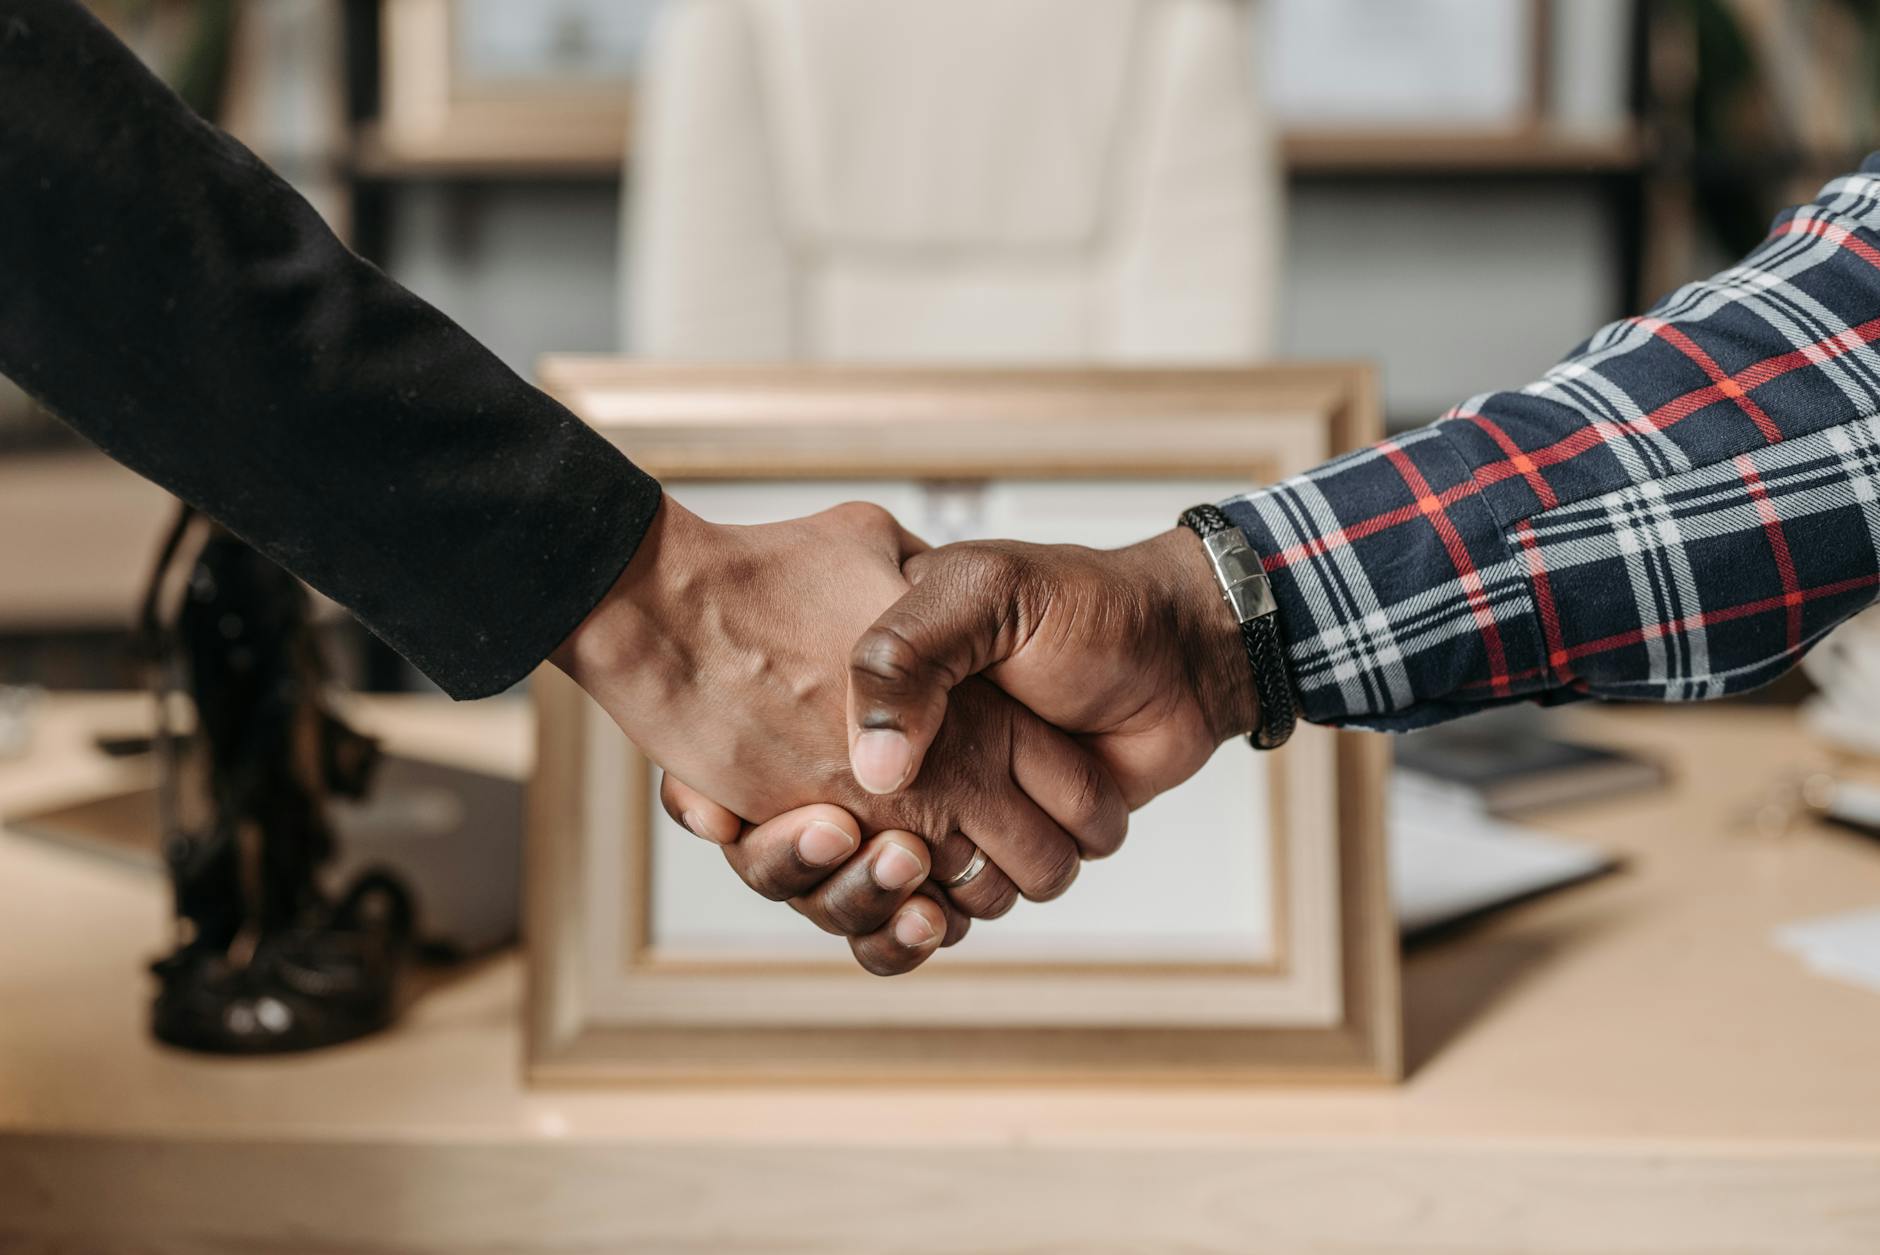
[942, 846, 989, 889]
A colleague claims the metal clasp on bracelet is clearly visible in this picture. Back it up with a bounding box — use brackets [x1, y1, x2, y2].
[1202, 528, 1278, 624]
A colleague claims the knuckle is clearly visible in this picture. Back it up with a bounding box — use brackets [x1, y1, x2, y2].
[786, 898, 839, 936]
[886, 801, 948, 854]
[1023, 842, 1082, 903]
[853, 940, 914, 978]
[849, 622, 926, 695]
[1058, 761, 1112, 843]
[821, 887, 883, 937]
[944, 856, 1017, 919]
[1077, 775, 1129, 859]
[972, 878, 1019, 920]
[737, 851, 798, 903]
[831, 499, 896, 537]
[961, 543, 1026, 596]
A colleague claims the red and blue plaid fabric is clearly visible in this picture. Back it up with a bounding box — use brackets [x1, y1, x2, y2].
[1223, 158, 1880, 731]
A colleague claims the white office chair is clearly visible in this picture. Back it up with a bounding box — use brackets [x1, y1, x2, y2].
[626, 0, 1279, 363]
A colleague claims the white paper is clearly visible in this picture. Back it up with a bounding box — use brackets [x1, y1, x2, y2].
[1775, 906, 1880, 995]
[1391, 772, 1612, 934]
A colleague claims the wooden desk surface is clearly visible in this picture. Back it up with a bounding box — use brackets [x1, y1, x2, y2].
[3, 693, 1878, 1254]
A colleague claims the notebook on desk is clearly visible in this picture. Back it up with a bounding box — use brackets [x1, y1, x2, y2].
[1395, 722, 1666, 816]
[1391, 772, 1618, 938]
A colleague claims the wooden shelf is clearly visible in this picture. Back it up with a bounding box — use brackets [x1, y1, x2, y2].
[350, 115, 1645, 182]
[351, 116, 630, 180]
[1283, 127, 1646, 176]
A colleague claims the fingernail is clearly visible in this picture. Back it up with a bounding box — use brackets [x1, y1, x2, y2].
[873, 843, 925, 891]
[680, 811, 713, 842]
[797, 821, 858, 867]
[852, 729, 912, 794]
[893, 910, 938, 949]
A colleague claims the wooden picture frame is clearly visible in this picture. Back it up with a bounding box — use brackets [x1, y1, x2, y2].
[1270, 0, 1551, 139]
[364, 0, 646, 176]
[525, 361, 1397, 1083]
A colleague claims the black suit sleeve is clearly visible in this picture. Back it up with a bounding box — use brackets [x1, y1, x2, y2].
[0, 0, 661, 698]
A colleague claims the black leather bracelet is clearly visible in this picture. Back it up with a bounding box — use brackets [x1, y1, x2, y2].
[1178, 504, 1298, 751]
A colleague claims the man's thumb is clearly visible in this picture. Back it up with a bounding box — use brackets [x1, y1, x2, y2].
[847, 567, 1009, 794]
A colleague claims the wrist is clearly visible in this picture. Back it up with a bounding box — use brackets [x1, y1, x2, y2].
[552, 496, 718, 709]
[1141, 525, 1260, 746]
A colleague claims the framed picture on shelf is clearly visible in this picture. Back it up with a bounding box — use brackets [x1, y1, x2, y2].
[368, 0, 659, 174]
[523, 361, 1397, 1084]
[1268, 0, 1549, 134]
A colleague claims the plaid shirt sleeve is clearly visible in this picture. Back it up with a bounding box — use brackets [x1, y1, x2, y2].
[1221, 157, 1880, 732]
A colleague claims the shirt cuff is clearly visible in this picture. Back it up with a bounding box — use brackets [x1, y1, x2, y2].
[1219, 425, 1550, 732]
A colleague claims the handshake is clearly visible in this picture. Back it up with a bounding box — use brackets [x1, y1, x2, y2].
[552, 495, 1262, 975]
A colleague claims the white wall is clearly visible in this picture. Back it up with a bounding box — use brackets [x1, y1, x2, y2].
[1281, 182, 1616, 424]
[387, 185, 625, 378]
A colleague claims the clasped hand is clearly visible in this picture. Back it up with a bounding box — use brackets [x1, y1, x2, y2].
[553, 496, 1256, 974]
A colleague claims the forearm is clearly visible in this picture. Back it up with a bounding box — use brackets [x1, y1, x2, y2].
[1225, 157, 1880, 730]
[0, 0, 658, 697]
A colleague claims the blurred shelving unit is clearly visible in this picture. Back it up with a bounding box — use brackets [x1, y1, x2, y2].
[347, 120, 1649, 183]
[37, 0, 1826, 679]
[352, 116, 630, 180]
[1281, 126, 1644, 176]
[1633, 0, 1880, 309]
[1281, 122, 1653, 428]
[339, 1, 1655, 431]
[321, 0, 1630, 442]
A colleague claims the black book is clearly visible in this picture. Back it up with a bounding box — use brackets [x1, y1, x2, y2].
[1396, 726, 1666, 815]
